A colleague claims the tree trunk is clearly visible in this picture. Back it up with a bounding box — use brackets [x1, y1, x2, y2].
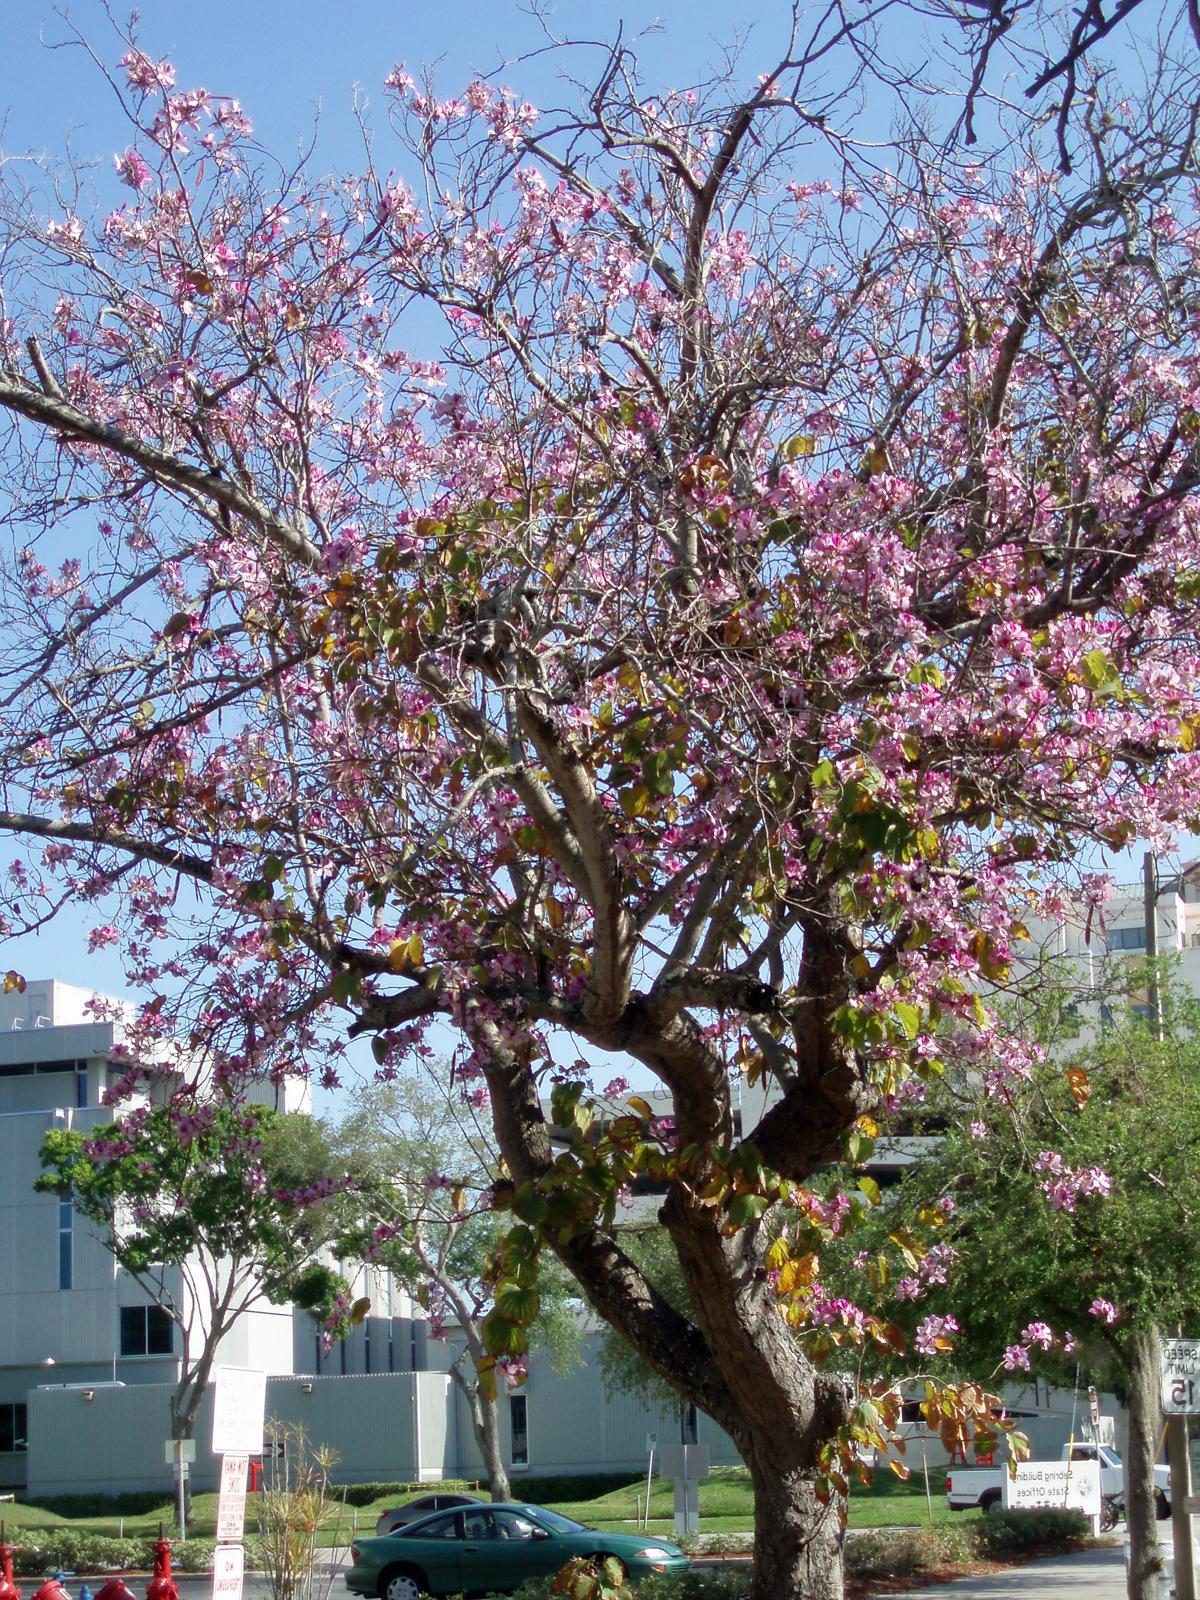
[449, 1364, 512, 1501]
[746, 1448, 846, 1600]
[662, 1196, 852, 1600]
[1124, 1327, 1165, 1600]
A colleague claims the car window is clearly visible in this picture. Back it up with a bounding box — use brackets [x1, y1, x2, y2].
[462, 1512, 491, 1541]
[406, 1513, 461, 1541]
[521, 1508, 584, 1534]
[491, 1512, 540, 1542]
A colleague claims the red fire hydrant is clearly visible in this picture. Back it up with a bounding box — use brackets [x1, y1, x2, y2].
[0, 1529, 20, 1600]
[146, 1540, 178, 1600]
[30, 1578, 70, 1600]
[95, 1581, 137, 1600]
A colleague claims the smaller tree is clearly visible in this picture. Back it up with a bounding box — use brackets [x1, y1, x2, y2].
[326, 1075, 580, 1500]
[37, 1103, 348, 1474]
[848, 987, 1200, 1600]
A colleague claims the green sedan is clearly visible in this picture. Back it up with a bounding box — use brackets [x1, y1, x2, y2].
[345, 1502, 689, 1600]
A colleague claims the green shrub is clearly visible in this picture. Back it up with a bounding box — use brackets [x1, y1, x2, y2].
[334, 1479, 480, 1509]
[845, 1527, 977, 1581]
[973, 1507, 1089, 1555]
[12, 1532, 146, 1575]
[513, 1474, 642, 1505]
[161, 1538, 217, 1573]
[510, 1569, 748, 1600]
[27, 1493, 172, 1518]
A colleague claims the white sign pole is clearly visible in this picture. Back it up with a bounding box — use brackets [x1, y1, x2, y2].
[216, 1454, 250, 1544]
[210, 1368, 265, 1600]
[212, 1543, 245, 1600]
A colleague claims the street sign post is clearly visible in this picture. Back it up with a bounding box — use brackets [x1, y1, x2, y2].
[1162, 1340, 1200, 1415]
[211, 1367, 267, 1456]
[216, 1454, 250, 1543]
[1162, 1338, 1199, 1600]
[211, 1543, 245, 1600]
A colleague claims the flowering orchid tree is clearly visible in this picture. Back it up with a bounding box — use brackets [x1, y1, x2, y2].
[1, 7, 1200, 1595]
[36, 1105, 350, 1475]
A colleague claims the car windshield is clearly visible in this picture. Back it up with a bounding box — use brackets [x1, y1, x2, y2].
[523, 1507, 586, 1534]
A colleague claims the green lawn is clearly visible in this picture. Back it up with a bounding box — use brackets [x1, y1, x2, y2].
[0, 1463, 976, 1548]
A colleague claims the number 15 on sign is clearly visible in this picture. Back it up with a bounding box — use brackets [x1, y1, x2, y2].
[1167, 1375, 1199, 1415]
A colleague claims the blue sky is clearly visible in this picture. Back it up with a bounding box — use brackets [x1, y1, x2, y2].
[1, 1, 806, 173]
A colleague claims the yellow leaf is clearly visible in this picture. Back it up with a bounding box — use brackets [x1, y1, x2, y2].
[777, 1253, 819, 1295]
[626, 1095, 654, 1120]
[388, 933, 425, 972]
[1065, 1065, 1090, 1108]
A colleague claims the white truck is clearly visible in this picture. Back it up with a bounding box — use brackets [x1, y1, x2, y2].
[945, 1440, 1171, 1519]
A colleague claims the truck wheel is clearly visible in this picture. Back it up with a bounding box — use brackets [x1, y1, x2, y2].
[1100, 1498, 1119, 1532]
[1156, 1490, 1171, 1521]
[981, 1490, 1003, 1515]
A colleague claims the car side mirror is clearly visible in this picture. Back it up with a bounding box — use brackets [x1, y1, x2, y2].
[531, 1529, 550, 1541]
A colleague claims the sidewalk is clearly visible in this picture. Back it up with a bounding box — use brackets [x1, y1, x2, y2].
[863, 1542, 1130, 1599]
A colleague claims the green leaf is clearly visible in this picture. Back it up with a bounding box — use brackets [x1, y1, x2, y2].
[495, 1285, 541, 1324]
[893, 1001, 921, 1040]
[727, 1193, 770, 1227]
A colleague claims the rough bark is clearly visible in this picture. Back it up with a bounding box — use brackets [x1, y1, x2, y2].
[1124, 1327, 1164, 1600]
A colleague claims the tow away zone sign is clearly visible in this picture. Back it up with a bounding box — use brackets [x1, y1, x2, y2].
[212, 1544, 244, 1600]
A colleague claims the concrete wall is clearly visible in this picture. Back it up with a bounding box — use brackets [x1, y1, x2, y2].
[27, 1371, 453, 1497]
[453, 1337, 743, 1481]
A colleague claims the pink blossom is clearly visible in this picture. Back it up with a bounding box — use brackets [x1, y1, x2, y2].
[1089, 1298, 1118, 1324]
[914, 1314, 959, 1357]
[114, 149, 152, 190]
[1002, 1343, 1031, 1371]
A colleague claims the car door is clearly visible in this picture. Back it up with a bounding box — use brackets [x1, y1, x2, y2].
[397, 1510, 465, 1595]
[460, 1510, 561, 1591]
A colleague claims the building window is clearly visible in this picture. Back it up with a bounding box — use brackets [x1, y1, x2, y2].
[119, 1305, 174, 1356]
[510, 1394, 529, 1467]
[1106, 926, 1147, 952]
[58, 1200, 72, 1290]
[75, 1069, 88, 1108]
[682, 1403, 699, 1444]
[0, 1403, 27, 1453]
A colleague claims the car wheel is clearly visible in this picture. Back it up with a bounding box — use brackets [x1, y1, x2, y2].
[981, 1491, 1003, 1516]
[378, 1566, 427, 1600]
[1156, 1490, 1171, 1521]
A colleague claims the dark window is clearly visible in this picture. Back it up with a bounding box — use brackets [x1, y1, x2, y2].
[120, 1305, 174, 1356]
[58, 1200, 72, 1290]
[0, 1403, 27, 1453]
[1106, 926, 1147, 952]
[75, 1070, 88, 1108]
[683, 1402, 699, 1444]
[510, 1394, 529, 1466]
[408, 1513, 460, 1540]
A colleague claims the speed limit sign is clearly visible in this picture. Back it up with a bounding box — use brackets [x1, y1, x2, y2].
[1162, 1339, 1200, 1414]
